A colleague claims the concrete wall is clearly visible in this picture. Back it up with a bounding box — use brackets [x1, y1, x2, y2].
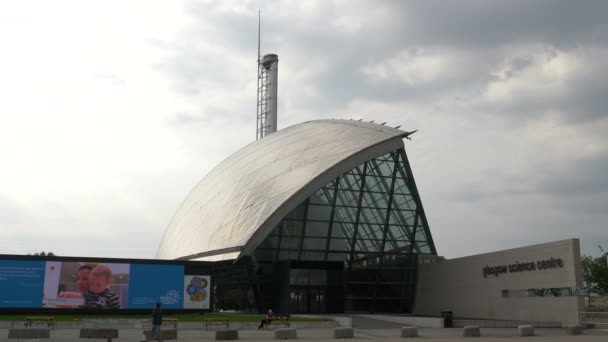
[414, 239, 584, 324]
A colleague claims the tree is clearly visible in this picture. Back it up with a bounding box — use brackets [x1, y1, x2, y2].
[27, 252, 56, 256]
[582, 254, 608, 295]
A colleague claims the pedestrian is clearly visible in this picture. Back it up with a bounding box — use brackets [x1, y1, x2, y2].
[257, 309, 274, 330]
[151, 302, 163, 342]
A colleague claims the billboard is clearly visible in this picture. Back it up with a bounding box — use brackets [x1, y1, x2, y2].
[0, 259, 210, 310]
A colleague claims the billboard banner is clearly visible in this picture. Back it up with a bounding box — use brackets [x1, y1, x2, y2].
[183, 275, 210, 309]
[0, 259, 210, 310]
[128, 264, 184, 309]
[0, 260, 45, 308]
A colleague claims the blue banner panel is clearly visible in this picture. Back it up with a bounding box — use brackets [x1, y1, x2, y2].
[128, 264, 184, 309]
[0, 260, 45, 308]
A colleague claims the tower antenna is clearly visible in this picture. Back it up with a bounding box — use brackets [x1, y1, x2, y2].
[256, 11, 279, 140]
[256, 11, 261, 140]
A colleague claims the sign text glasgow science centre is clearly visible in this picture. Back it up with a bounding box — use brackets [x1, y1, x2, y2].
[482, 257, 564, 278]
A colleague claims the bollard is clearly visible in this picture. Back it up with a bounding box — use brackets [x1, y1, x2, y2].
[565, 324, 582, 335]
[463, 326, 480, 337]
[518, 325, 534, 337]
[400, 326, 418, 338]
[333, 327, 354, 338]
[215, 329, 239, 340]
[274, 328, 297, 340]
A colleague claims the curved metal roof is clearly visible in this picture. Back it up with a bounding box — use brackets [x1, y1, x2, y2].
[156, 119, 413, 261]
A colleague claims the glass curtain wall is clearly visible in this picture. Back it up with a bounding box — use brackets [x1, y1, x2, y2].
[253, 148, 437, 313]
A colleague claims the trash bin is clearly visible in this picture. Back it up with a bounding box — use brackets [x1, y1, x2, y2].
[440, 310, 453, 328]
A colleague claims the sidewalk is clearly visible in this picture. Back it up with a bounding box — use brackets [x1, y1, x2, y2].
[0, 327, 606, 341]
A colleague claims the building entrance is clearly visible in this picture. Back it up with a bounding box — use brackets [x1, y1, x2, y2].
[289, 286, 326, 314]
[289, 268, 328, 314]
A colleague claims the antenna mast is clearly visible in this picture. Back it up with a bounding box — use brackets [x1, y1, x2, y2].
[256, 11, 262, 140]
[256, 11, 279, 140]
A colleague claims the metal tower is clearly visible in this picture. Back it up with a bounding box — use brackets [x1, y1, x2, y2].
[256, 12, 279, 140]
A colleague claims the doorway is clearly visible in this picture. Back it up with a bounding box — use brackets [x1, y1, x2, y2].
[289, 286, 326, 314]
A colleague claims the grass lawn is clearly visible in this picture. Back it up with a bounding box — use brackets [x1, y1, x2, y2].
[0, 313, 330, 322]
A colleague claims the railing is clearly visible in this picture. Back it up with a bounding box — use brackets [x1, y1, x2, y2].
[579, 311, 608, 324]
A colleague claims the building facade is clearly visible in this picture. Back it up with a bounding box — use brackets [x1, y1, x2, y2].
[157, 119, 436, 314]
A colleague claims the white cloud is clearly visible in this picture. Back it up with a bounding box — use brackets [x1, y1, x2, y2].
[362, 49, 448, 85]
[0, 1, 606, 260]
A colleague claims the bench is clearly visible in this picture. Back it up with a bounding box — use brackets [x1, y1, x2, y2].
[265, 317, 290, 330]
[163, 318, 178, 329]
[9, 328, 50, 339]
[204, 319, 230, 330]
[24, 317, 55, 329]
[79, 328, 119, 339]
[143, 329, 177, 340]
[143, 318, 178, 329]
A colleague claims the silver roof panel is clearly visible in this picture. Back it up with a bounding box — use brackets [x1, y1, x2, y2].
[156, 119, 411, 260]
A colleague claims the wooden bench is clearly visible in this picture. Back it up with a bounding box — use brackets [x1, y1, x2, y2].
[163, 318, 178, 329]
[143, 318, 178, 329]
[265, 317, 290, 330]
[204, 319, 230, 330]
[24, 317, 55, 329]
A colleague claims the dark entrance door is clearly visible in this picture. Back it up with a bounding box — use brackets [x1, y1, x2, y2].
[289, 286, 326, 313]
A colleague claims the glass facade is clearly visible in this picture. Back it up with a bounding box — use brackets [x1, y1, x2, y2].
[248, 148, 436, 313]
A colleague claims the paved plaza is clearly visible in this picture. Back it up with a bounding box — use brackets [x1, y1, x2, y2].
[1, 326, 606, 342]
[0, 314, 606, 341]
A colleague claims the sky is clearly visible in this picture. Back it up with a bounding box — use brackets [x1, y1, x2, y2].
[0, 0, 607, 260]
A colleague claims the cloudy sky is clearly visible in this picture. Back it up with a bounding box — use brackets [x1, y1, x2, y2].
[1, 0, 606, 260]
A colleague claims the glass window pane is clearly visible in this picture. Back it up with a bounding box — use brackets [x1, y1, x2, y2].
[388, 210, 415, 226]
[383, 253, 411, 264]
[285, 203, 306, 219]
[391, 193, 416, 211]
[351, 253, 381, 268]
[338, 174, 362, 191]
[383, 239, 410, 252]
[307, 204, 332, 221]
[301, 252, 325, 261]
[352, 164, 366, 176]
[363, 176, 392, 193]
[309, 188, 333, 205]
[305, 221, 330, 237]
[369, 159, 394, 178]
[353, 239, 382, 252]
[415, 243, 432, 254]
[278, 250, 300, 260]
[282, 220, 304, 236]
[329, 238, 351, 251]
[393, 177, 410, 195]
[359, 207, 387, 224]
[280, 237, 301, 250]
[348, 269, 377, 282]
[322, 179, 337, 189]
[362, 191, 389, 209]
[254, 249, 275, 262]
[378, 269, 405, 283]
[331, 222, 355, 239]
[335, 190, 359, 207]
[334, 206, 358, 223]
[356, 223, 384, 240]
[259, 236, 279, 249]
[270, 225, 281, 236]
[415, 228, 428, 241]
[386, 225, 410, 240]
[302, 237, 327, 250]
[327, 253, 347, 262]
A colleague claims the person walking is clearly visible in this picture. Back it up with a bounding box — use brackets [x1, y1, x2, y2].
[257, 309, 274, 330]
[151, 302, 163, 341]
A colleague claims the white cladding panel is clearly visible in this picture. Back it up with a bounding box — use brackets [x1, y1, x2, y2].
[414, 239, 584, 324]
[156, 119, 409, 260]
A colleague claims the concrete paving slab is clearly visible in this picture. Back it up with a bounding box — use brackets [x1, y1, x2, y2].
[0, 327, 606, 342]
